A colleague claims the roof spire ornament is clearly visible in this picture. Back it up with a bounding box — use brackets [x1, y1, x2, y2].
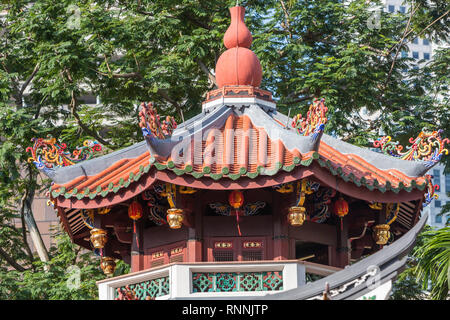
[215, 5, 262, 88]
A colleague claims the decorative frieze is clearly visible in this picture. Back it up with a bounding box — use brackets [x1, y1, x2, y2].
[170, 247, 184, 255]
[152, 251, 164, 259]
[243, 241, 262, 249]
[192, 272, 283, 293]
[114, 276, 170, 300]
[214, 241, 233, 249]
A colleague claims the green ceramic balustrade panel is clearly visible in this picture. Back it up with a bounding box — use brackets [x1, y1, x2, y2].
[192, 271, 283, 293]
[114, 276, 170, 300]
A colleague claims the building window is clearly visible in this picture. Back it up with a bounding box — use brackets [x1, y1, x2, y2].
[435, 200, 441, 208]
[435, 215, 442, 224]
[413, 38, 418, 44]
[423, 52, 430, 60]
[399, 6, 406, 13]
[445, 175, 450, 193]
[388, 5, 395, 13]
[423, 39, 429, 45]
[433, 169, 441, 190]
[412, 51, 419, 59]
[401, 51, 408, 58]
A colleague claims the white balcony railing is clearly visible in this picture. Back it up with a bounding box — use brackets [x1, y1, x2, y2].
[97, 260, 340, 300]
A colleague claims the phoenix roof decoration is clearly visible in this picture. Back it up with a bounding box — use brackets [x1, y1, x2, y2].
[291, 98, 328, 142]
[27, 137, 102, 174]
[139, 102, 177, 139]
[373, 129, 449, 167]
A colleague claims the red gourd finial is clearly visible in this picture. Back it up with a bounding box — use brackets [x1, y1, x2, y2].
[223, 6, 252, 49]
[215, 6, 262, 88]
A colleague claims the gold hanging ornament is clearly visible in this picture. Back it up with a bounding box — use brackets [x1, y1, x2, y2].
[100, 257, 116, 277]
[90, 228, 108, 249]
[288, 206, 306, 226]
[288, 180, 313, 227]
[373, 224, 390, 245]
[163, 183, 185, 229]
[166, 208, 185, 229]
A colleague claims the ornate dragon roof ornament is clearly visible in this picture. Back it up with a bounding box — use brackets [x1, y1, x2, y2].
[27, 137, 102, 173]
[373, 129, 449, 167]
[139, 102, 177, 139]
[291, 98, 328, 142]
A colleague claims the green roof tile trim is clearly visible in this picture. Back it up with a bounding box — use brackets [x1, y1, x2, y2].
[316, 158, 427, 194]
[173, 168, 187, 176]
[52, 149, 428, 200]
[246, 171, 259, 179]
[229, 173, 241, 180]
[210, 173, 223, 180]
[191, 171, 204, 179]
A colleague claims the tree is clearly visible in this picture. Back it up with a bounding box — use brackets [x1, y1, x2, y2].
[0, 229, 129, 299]
[0, 0, 449, 299]
[413, 226, 450, 300]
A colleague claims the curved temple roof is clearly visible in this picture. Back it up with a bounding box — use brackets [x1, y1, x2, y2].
[47, 100, 431, 207]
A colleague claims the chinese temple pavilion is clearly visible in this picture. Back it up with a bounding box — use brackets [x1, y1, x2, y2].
[29, 6, 448, 300]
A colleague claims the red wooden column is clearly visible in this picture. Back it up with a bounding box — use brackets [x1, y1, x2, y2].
[272, 192, 290, 260]
[334, 215, 350, 268]
[186, 191, 203, 262]
[130, 209, 146, 272]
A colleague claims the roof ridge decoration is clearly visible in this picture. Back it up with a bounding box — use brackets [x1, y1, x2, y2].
[139, 102, 177, 139]
[291, 98, 328, 142]
[27, 137, 102, 173]
[373, 129, 449, 167]
[423, 175, 439, 208]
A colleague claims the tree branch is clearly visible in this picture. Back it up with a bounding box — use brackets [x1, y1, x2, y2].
[93, 68, 184, 121]
[69, 91, 112, 146]
[0, 246, 27, 272]
[157, 88, 183, 120]
[279, 0, 292, 39]
[195, 59, 217, 87]
[94, 69, 143, 79]
[19, 62, 39, 97]
[383, 5, 416, 93]
[284, 95, 314, 106]
[20, 186, 35, 268]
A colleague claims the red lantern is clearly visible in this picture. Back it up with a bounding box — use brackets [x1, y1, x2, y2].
[228, 190, 244, 236]
[333, 196, 349, 230]
[128, 200, 143, 221]
[229, 190, 244, 209]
